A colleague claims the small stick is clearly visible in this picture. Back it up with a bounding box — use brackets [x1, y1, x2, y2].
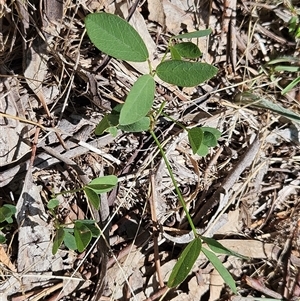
[244, 276, 282, 299]
[149, 172, 165, 288]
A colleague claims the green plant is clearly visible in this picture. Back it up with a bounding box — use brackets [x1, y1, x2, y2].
[84, 12, 242, 293]
[267, 56, 300, 95]
[288, 15, 300, 39]
[0, 204, 16, 243]
[49, 175, 117, 254]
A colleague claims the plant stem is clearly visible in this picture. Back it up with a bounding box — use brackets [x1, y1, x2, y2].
[156, 101, 166, 119]
[161, 112, 187, 131]
[148, 59, 154, 76]
[53, 187, 83, 197]
[150, 130, 197, 236]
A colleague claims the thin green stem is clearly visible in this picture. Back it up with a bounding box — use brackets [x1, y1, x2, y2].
[155, 101, 166, 119]
[161, 112, 187, 131]
[150, 130, 197, 236]
[160, 39, 173, 64]
[148, 59, 154, 76]
[53, 187, 83, 197]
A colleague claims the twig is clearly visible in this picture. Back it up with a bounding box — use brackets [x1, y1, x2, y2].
[149, 172, 165, 288]
[0, 111, 121, 165]
[143, 286, 169, 301]
[255, 23, 296, 46]
[244, 276, 283, 299]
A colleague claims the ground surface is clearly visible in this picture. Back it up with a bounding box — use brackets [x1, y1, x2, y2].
[1, 0, 300, 300]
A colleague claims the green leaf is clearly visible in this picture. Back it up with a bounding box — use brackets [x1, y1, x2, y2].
[88, 225, 100, 237]
[77, 220, 100, 237]
[52, 228, 65, 255]
[119, 116, 150, 132]
[63, 229, 77, 250]
[172, 42, 201, 59]
[188, 127, 203, 154]
[201, 237, 248, 259]
[274, 65, 300, 72]
[281, 76, 300, 95]
[203, 131, 217, 147]
[0, 206, 15, 223]
[47, 198, 60, 210]
[5, 217, 13, 224]
[87, 175, 118, 193]
[95, 115, 116, 136]
[76, 219, 96, 224]
[3, 204, 16, 215]
[112, 104, 123, 113]
[172, 29, 212, 40]
[189, 127, 220, 156]
[170, 46, 182, 60]
[0, 235, 6, 244]
[289, 16, 298, 32]
[109, 127, 118, 136]
[74, 221, 92, 253]
[201, 127, 221, 139]
[84, 187, 100, 210]
[267, 56, 300, 64]
[85, 13, 148, 62]
[202, 247, 237, 293]
[167, 237, 202, 288]
[196, 144, 209, 156]
[295, 27, 300, 39]
[95, 109, 120, 136]
[156, 60, 218, 87]
[235, 92, 300, 124]
[0, 211, 6, 223]
[119, 75, 155, 125]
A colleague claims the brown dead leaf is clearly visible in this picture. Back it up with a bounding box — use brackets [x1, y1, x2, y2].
[188, 275, 210, 300]
[216, 239, 300, 267]
[148, 0, 166, 28]
[24, 41, 50, 116]
[171, 293, 190, 300]
[85, 0, 106, 11]
[0, 245, 16, 272]
[41, 0, 64, 41]
[0, 77, 31, 166]
[145, 259, 176, 297]
[161, 0, 195, 35]
[209, 270, 224, 301]
[1, 169, 66, 298]
[16, 0, 51, 117]
[215, 209, 242, 235]
[106, 248, 145, 299]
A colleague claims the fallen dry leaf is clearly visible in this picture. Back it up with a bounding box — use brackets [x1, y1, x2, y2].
[148, 0, 166, 28]
[0, 245, 16, 272]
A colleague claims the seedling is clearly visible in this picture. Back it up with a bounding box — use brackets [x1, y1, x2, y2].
[288, 15, 300, 39]
[0, 204, 16, 243]
[48, 175, 117, 254]
[84, 12, 241, 294]
[267, 56, 300, 96]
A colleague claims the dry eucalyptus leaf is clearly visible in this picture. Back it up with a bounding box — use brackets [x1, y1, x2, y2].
[161, 0, 196, 35]
[148, 0, 166, 28]
[24, 42, 50, 116]
[0, 78, 31, 166]
[188, 275, 210, 301]
[11, 170, 65, 296]
[0, 245, 16, 272]
[208, 270, 224, 301]
[106, 248, 145, 299]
